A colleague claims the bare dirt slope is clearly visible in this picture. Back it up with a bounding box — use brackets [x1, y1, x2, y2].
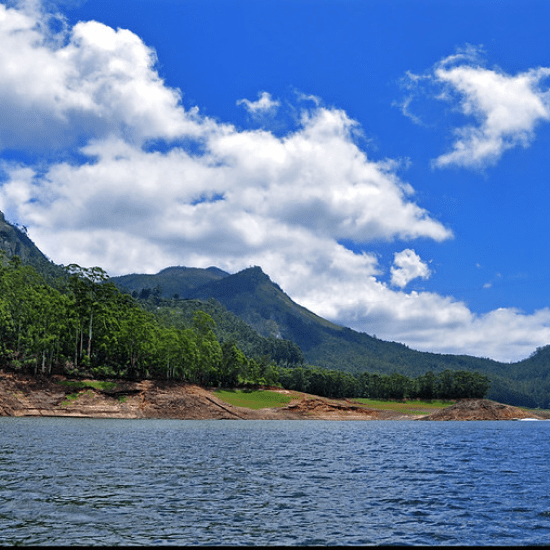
[0, 371, 408, 420]
[419, 398, 550, 421]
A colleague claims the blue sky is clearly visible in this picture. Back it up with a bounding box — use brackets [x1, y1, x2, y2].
[2, 0, 550, 362]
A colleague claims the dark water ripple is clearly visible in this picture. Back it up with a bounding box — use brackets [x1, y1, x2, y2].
[1, 418, 550, 545]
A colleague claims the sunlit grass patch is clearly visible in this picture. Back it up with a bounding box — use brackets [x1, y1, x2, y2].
[214, 389, 297, 409]
[352, 398, 456, 415]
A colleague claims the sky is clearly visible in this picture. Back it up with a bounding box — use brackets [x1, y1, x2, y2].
[1, 0, 550, 362]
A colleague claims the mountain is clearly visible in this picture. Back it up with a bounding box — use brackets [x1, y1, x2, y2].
[111, 264, 550, 407]
[114, 265, 463, 369]
[112, 266, 230, 299]
[0, 211, 64, 279]
[1, 210, 548, 408]
[115, 265, 348, 350]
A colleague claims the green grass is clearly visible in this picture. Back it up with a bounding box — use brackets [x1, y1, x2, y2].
[214, 389, 296, 410]
[60, 392, 81, 406]
[519, 405, 550, 417]
[56, 380, 118, 391]
[214, 390, 455, 414]
[351, 398, 456, 415]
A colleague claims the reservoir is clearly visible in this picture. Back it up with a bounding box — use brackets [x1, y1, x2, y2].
[1, 417, 549, 545]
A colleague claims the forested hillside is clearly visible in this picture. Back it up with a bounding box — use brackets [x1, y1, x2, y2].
[0, 212, 63, 280]
[0, 252, 490, 401]
[112, 265, 550, 408]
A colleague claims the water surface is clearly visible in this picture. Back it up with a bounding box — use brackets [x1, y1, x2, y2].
[1, 418, 549, 545]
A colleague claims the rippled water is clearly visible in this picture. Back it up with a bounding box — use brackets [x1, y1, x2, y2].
[1, 418, 550, 545]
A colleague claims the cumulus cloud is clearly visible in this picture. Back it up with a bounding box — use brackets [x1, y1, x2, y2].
[390, 249, 431, 288]
[0, 1, 204, 150]
[0, 108, 452, 268]
[2, 3, 550, 362]
[403, 47, 550, 169]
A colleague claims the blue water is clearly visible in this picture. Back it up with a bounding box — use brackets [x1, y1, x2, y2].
[0, 418, 549, 546]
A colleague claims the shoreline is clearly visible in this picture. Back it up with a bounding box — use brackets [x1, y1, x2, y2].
[1, 370, 548, 421]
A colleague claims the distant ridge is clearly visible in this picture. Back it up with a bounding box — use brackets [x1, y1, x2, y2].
[111, 265, 230, 298]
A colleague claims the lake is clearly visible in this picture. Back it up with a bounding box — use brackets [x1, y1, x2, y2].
[1, 417, 549, 545]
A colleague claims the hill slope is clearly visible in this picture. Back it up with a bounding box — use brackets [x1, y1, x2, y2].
[0, 211, 63, 279]
[111, 264, 550, 408]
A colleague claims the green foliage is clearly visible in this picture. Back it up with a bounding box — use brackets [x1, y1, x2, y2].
[61, 393, 81, 406]
[144, 296, 304, 367]
[56, 380, 118, 391]
[277, 366, 490, 401]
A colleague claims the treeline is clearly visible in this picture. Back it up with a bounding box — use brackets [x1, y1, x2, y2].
[0, 255, 281, 385]
[278, 365, 490, 400]
[0, 255, 489, 400]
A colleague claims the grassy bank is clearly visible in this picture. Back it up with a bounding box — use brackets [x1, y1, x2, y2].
[214, 388, 298, 409]
[351, 398, 456, 416]
[56, 380, 118, 391]
[214, 388, 457, 415]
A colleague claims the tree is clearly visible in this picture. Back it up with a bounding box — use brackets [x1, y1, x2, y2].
[65, 264, 110, 367]
[220, 341, 247, 387]
[416, 371, 437, 400]
[192, 311, 222, 385]
[115, 305, 157, 378]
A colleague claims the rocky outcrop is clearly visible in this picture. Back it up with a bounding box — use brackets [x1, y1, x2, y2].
[419, 398, 549, 421]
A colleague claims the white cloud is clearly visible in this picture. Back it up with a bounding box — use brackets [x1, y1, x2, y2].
[237, 91, 280, 115]
[390, 249, 431, 288]
[403, 48, 550, 169]
[0, 108, 451, 265]
[2, 3, 550, 363]
[0, 2, 205, 150]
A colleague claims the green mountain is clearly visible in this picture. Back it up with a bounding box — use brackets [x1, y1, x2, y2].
[112, 266, 229, 299]
[111, 264, 550, 407]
